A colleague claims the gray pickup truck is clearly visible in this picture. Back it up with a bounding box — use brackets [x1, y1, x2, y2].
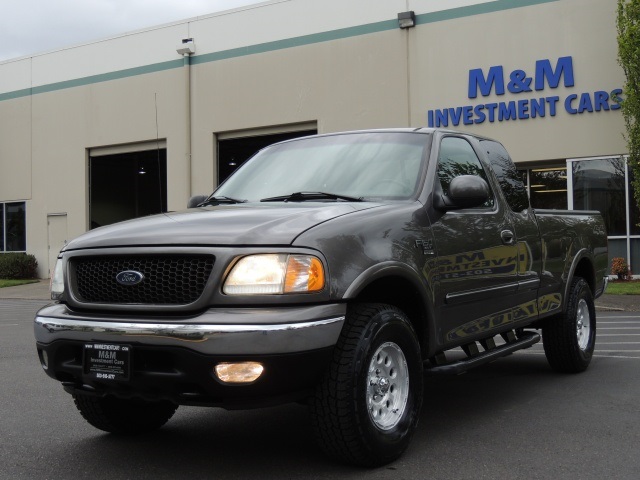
[35, 129, 607, 466]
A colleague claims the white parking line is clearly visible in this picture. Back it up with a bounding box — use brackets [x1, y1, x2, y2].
[593, 354, 640, 359]
[594, 350, 640, 352]
[517, 351, 640, 359]
[598, 334, 640, 336]
[598, 321, 640, 324]
[598, 327, 640, 330]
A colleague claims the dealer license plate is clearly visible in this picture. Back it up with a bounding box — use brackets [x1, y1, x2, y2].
[83, 343, 131, 381]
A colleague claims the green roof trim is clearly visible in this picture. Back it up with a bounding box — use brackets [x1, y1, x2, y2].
[0, 59, 183, 102]
[0, 0, 559, 102]
[191, 19, 398, 65]
[415, 0, 560, 25]
[0, 87, 32, 102]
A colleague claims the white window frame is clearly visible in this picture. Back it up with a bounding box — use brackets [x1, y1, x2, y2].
[567, 155, 631, 265]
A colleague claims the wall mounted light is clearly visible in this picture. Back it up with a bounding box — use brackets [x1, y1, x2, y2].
[398, 11, 416, 29]
[176, 38, 196, 55]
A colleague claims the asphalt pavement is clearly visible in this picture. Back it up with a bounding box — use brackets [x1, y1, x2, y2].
[2, 299, 639, 479]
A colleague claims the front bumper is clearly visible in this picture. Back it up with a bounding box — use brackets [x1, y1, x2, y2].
[35, 303, 345, 407]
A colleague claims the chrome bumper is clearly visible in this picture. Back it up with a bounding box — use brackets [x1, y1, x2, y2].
[34, 303, 345, 355]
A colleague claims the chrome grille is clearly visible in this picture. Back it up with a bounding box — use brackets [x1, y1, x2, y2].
[72, 255, 214, 305]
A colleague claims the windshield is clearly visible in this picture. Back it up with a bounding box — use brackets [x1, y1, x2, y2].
[214, 132, 430, 202]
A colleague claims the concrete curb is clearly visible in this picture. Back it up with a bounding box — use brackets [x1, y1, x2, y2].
[595, 305, 624, 312]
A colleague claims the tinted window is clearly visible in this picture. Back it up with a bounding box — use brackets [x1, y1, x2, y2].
[482, 140, 529, 212]
[528, 167, 568, 209]
[0, 205, 4, 251]
[573, 157, 626, 235]
[437, 137, 494, 208]
[5, 202, 26, 251]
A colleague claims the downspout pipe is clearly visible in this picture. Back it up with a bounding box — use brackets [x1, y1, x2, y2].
[177, 38, 196, 198]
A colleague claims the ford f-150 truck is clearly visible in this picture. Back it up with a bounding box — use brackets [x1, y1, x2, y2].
[35, 129, 608, 466]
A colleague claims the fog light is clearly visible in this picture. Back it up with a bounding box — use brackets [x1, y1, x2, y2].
[39, 349, 49, 370]
[215, 362, 264, 384]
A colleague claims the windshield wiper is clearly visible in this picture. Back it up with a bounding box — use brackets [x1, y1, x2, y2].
[260, 192, 364, 203]
[198, 196, 247, 207]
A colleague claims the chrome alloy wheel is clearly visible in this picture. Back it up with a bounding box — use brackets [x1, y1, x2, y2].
[576, 298, 591, 350]
[367, 341, 409, 430]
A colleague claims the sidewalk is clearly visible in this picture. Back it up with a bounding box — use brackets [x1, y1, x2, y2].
[0, 280, 638, 311]
[594, 293, 640, 312]
[0, 280, 50, 301]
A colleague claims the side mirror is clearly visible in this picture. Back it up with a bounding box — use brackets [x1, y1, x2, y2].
[435, 175, 490, 211]
[187, 195, 207, 208]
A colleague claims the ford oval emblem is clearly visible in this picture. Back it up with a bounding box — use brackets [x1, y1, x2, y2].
[116, 270, 145, 286]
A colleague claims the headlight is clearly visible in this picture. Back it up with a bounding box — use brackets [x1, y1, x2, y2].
[223, 254, 325, 295]
[50, 258, 65, 300]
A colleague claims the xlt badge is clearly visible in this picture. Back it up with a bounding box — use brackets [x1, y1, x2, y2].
[415, 239, 434, 255]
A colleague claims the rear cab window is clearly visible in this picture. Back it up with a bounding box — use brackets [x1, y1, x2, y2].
[481, 140, 529, 212]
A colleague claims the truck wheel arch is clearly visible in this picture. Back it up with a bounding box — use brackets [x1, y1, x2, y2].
[342, 262, 436, 356]
[563, 249, 596, 309]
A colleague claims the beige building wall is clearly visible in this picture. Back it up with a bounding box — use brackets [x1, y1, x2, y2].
[0, 96, 32, 201]
[0, 0, 627, 277]
[412, 0, 626, 162]
[26, 68, 188, 276]
[0, 58, 33, 201]
[191, 30, 411, 188]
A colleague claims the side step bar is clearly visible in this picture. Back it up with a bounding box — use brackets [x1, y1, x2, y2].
[424, 331, 541, 376]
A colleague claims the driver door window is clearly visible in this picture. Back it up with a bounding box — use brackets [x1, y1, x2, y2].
[437, 136, 494, 208]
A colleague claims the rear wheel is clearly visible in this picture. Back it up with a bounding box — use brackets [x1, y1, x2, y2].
[309, 304, 423, 467]
[542, 277, 596, 373]
[73, 394, 177, 434]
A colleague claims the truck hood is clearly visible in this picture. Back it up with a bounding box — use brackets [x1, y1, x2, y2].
[64, 202, 382, 250]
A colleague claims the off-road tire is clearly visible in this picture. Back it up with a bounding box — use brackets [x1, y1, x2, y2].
[543, 277, 596, 373]
[309, 303, 423, 467]
[73, 394, 178, 434]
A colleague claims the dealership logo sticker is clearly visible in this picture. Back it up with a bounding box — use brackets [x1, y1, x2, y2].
[116, 270, 145, 286]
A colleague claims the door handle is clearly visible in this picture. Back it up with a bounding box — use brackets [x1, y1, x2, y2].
[501, 229, 515, 245]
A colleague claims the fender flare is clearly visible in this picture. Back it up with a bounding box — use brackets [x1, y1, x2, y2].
[342, 261, 437, 354]
[562, 248, 595, 311]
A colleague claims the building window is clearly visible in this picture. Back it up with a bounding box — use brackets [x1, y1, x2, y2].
[571, 157, 626, 236]
[568, 155, 640, 274]
[1, 202, 26, 252]
[519, 157, 640, 274]
[89, 150, 167, 229]
[627, 168, 640, 236]
[528, 167, 568, 210]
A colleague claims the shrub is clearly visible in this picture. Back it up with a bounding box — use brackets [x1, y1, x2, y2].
[611, 257, 630, 280]
[0, 253, 38, 279]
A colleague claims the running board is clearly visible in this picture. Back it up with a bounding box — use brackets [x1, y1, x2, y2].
[424, 331, 541, 376]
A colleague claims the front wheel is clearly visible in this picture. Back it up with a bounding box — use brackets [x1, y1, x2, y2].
[543, 277, 596, 373]
[309, 304, 423, 467]
[73, 394, 178, 434]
